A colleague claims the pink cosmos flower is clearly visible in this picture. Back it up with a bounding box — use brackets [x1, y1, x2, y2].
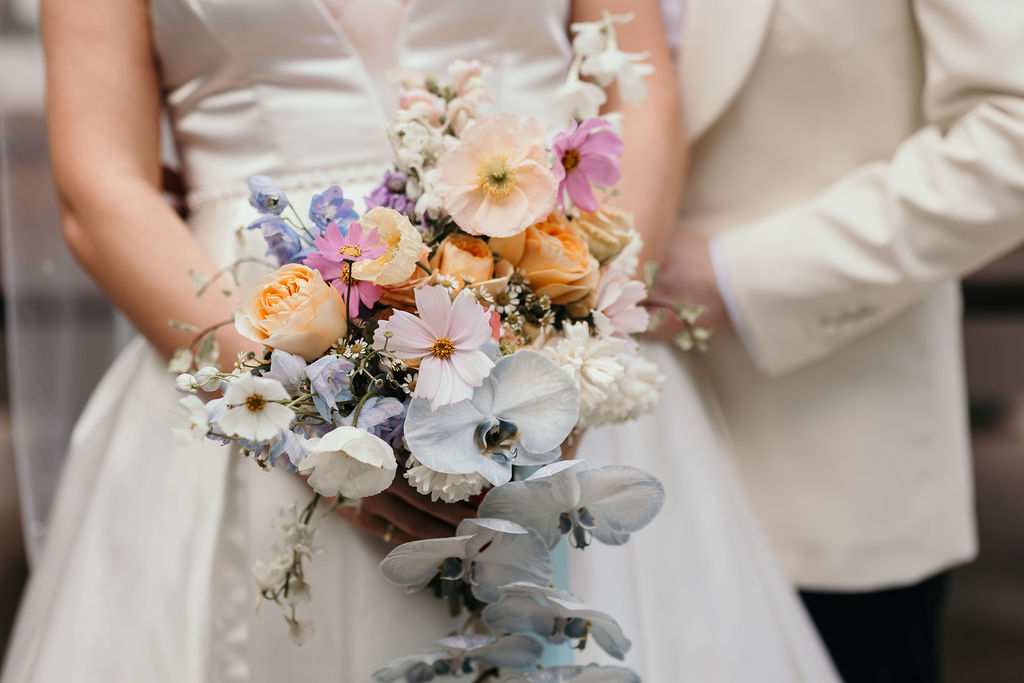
[551, 118, 624, 213]
[304, 222, 385, 318]
[373, 286, 495, 410]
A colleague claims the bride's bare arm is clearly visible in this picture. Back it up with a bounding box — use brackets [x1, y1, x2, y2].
[41, 0, 256, 365]
[572, 0, 686, 267]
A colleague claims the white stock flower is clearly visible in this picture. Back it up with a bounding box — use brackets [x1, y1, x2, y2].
[404, 455, 487, 503]
[297, 426, 397, 499]
[173, 395, 211, 443]
[251, 551, 293, 593]
[596, 356, 664, 425]
[551, 76, 607, 126]
[217, 374, 294, 443]
[569, 20, 609, 58]
[539, 322, 627, 429]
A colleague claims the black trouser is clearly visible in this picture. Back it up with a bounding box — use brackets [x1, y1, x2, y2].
[800, 571, 951, 683]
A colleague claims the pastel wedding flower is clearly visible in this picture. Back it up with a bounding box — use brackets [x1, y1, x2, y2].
[593, 269, 650, 339]
[173, 395, 211, 443]
[247, 174, 288, 215]
[539, 321, 628, 429]
[247, 215, 309, 265]
[297, 426, 397, 499]
[308, 185, 360, 232]
[373, 634, 543, 683]
[581, 47, 654, 104]
[379, 517, 552, 603]
[234, 264, 348, 361]
[573, 207, 635, 264]
[350, 207, 424, 287]
[482, 582, 632, 660]
[403, 350, 579, 486]
[217, 374, 294, 443]
[551, 72, 608, 126]
[374, 286, 495, 410]
[497, 665, 640, 683]
[551, 118, 623, 213]
[594, 356, 664, 425]
[262, 349, 308, 393]
[404, 454, 488, 503]
[479, 460, 664, 549]
[435, 113, 557, 238]
[365, 170, 416, 217]
[305, 354, 355, 422]
[303, 220, 387, 313]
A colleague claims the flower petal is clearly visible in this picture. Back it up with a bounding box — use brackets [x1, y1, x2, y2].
[488, 351, 579, 454]
[404, 396, 490, 474]
[578, 466, 665, 545]
[378, 535, 474, 592]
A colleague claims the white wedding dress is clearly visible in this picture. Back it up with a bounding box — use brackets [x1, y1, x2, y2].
[2, 1, 838, 681]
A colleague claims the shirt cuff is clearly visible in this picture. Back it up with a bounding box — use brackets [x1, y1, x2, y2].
[708, 236, 767, 369]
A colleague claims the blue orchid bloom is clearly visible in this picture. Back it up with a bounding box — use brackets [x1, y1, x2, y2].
[309, 185, 359, 233]
[483, 582, 631, 660]
[478, 460, 664, 549]
[379, 518, 552, 604]
[246, 174, 289, 215]
[404, 350, 580, 486]
[496, 665, 641, 683]
[373, 634, 543, 683]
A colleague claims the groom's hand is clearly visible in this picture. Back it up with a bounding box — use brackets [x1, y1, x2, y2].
[647, 230, 730, 340]
[334, 472, 479, 545]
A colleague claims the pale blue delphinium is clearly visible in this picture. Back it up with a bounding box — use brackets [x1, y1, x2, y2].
[483, 582, 631, 660]
[247, 174, 289, 215]
[497, 665, 641, 683]
[340, 395, 406, 444]
[403, 350, 579, 486]
[478, 460, 664, 549]
[379, 518, 552, 603]
[247, 215, 310, 265]
[373, 634, 543, 683]
[305, 355, 355, 422]
[269, 428, 307, 470]
[309, 185, 359, 233]
[263, 349, 308, 393]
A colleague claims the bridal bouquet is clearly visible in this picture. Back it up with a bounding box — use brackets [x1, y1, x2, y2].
[172, 13, 694, 682]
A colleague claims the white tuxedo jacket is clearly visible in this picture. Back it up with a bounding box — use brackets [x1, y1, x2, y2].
[678, 0, 1024, 590]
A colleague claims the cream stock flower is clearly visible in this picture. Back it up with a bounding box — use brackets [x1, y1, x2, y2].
[351, 207, 424, 286]
[435, 113, 557, 238]
[235, 264, 348, 361]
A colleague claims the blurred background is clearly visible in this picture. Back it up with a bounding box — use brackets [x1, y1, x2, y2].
[1, 2, 1023, 679]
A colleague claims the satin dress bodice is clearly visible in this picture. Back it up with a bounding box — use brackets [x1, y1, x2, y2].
[149, 0, 572, 208]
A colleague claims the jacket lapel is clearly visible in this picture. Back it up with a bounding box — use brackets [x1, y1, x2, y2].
[679, 0, 777, 142]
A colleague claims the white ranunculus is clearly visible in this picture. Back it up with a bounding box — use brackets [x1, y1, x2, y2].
[297, 426, 397, 499]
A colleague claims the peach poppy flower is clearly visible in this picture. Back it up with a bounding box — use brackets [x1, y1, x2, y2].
[434, 113, 558, 238]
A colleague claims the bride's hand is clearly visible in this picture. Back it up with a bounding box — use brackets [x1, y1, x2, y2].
[334, 474, 479, 545]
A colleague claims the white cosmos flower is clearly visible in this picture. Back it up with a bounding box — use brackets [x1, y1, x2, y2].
[217, 374, 294, 442]
[297, 426, 397, 499]
[173, 395, 211, 443]
[479, 460, 664, 549]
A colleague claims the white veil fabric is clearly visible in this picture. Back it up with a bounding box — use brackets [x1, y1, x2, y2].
[1, 54, 121, 565]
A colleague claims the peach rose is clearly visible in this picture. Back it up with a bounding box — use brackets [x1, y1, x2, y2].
[235, 264, 348, 361]
[433, 233, 495, 284]
[573, 206, 635, 264]
[490, 213, 600, 312]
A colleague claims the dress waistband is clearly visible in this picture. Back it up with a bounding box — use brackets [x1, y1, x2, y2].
[185, 164, 387, 211]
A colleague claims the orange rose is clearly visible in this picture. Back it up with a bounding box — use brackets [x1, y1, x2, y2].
[234, 264, 348, 361]
[489, 213, 599, 312]
[433, 233, 494, 284]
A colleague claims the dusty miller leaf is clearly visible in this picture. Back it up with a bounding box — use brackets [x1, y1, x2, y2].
[168, 319, 200, 333]
[195, 333, 220, 369]
[642, 261, 659, 291]
[168, 347, 193, 373]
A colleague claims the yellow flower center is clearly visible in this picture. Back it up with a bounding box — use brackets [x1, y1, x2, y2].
[431, 337, 455, 359]
[339, 263, 357, 285]
[561, 149, 581, 173]
[246, 395, 266, 412]
[478, 155, 518, 199]
[340, 245, 363, 258]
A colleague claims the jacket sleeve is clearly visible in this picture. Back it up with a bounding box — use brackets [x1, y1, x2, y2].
[713, 0, 1024, 376]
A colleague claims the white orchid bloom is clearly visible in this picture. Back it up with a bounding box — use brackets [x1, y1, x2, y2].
[404, 350, 579, 486]
[217, 374, 294, 442]
[483, 582, 632, 660]
[379, 518, 552, 603]
[373, 634, 543, 682]
[297, 426, 397, 499]
[497, 665, 641, 683]
[478, 460, 664, 549]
